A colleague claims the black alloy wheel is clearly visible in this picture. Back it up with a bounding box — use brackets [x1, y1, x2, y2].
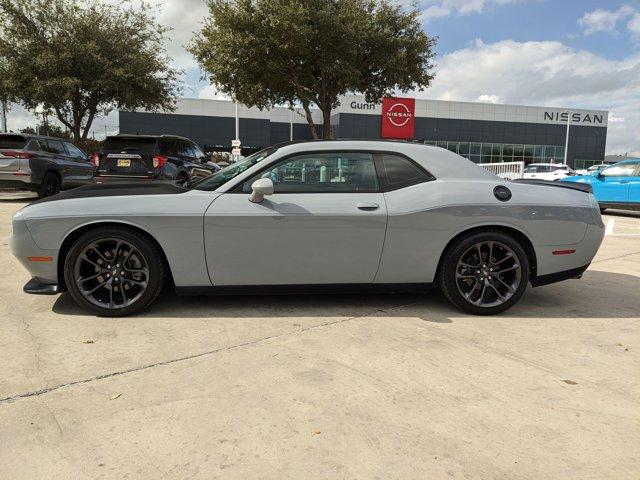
[38, 172, 61, 198]
[439, 231, 530, 315]
[64, 227, 165, 316]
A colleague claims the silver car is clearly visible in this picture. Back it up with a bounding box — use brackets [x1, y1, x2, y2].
[10, 140, 605, 316]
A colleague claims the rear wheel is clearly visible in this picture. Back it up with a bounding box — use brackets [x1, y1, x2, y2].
[37, 172, 61, 198]
[64, 227, 165, 317]
[439, 231, 530, 315]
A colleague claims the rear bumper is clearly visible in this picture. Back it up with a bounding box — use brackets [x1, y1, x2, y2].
[0, 170, 35, 189]
[531, 264, 590, 287]
[10, 212, 59, 285]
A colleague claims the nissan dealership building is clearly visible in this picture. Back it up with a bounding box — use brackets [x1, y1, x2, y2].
[119, 95, 609, 169]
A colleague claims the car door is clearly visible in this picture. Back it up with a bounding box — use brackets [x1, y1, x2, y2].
[42, 139, 75, 185]
[592, 162, 636, 205]
[63, 142, 94, 184]
[625, 162, 640, 207]
[204, 151, 387, 286]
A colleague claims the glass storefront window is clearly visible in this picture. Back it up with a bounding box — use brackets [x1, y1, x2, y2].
[503, 145, 514, 159]
[513, 145, 524, 158]
[421, 140, 570, 165]
[481, 144, 492, 158]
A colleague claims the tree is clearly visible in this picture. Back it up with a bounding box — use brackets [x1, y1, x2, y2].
[190, 0, 436, 139]
[21, 123, 72, 140]
[0, 0, 181, 142]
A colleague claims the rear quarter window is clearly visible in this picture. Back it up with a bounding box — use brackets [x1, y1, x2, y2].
[0, 135, 27, 149]
[101, 137, 158, 154]
[376, 154, 434, 191]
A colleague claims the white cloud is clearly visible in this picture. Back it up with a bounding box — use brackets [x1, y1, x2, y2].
[578, 5, 635, 35]
[418, 39, 640, 155]
[421, 0, 518, 20]
[197, 85, 231, 101]
[477, 94, 500, 103]
[627, 12, 640, 36]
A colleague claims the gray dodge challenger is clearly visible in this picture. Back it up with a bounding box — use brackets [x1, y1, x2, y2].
[10, 140, 605, 317]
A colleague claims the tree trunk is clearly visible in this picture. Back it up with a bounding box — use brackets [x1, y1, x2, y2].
[301, 101, 318, 139]
[0, 100, 7, 132]
[321, 107, 332, 139]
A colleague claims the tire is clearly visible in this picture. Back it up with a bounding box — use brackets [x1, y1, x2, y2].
[600, 208, 607, 214]
[439, 231, 530, 315]
[64, 226, 165, 317]
[37, 172, 61, 198]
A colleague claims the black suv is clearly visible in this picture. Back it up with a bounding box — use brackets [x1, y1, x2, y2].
[0, 133, 94, 198]
[93, 135, 216, 185]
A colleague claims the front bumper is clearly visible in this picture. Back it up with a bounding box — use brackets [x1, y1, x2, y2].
[23, 277, 59, 295]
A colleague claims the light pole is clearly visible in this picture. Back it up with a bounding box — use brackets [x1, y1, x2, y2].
[563, 110, 571, 165]
[289, 104, 293, 141]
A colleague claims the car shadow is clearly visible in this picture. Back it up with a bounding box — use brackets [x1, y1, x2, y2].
[604, 209, 640, 219]
[51, 269, 640, 321]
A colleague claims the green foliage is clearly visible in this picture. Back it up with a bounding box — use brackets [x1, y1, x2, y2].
[20, 123, 72, 140]
[190, 0, 436, 138]
[0, 0, 181, 141]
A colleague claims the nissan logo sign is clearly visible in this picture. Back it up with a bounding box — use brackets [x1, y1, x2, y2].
[386, 103, 413, 127]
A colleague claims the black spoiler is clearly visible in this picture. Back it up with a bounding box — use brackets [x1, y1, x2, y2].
[512, 179, 593, 194]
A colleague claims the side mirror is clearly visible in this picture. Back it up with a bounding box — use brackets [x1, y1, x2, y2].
[249, 178, 274, 203]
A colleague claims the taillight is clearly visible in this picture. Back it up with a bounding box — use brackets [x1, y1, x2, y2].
[153, 155, 167, 169]
[2, 151, 33, 159]
[91, 153, 100, 167]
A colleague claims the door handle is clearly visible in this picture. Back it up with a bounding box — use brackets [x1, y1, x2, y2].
[619, 180, 630, 184]
[357, 202, 379, 210]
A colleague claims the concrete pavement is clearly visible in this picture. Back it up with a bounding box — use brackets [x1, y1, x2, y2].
[0, 193, 638, 479]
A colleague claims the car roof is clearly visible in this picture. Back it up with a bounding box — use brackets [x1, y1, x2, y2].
[527, 163, 568, 167]
[0, 132, 73, 142]
[612, 158, 640, 165]
[106, 134, 193, 142]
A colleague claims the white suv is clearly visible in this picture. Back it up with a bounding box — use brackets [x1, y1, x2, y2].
[523, 163, 575, 181]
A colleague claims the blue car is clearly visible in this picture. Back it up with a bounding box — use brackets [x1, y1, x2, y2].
[563, 159, 640, 212]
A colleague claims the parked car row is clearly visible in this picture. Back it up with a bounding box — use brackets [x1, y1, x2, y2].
[563, 159, 640, 212]
[0, 133, 219, 197]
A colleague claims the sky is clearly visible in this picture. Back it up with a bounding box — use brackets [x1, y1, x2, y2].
[5, 0, 640, 155]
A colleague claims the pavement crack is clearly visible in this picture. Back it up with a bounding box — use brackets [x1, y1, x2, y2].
[0, 301, 418, 405]
[592, 250, 640, 264]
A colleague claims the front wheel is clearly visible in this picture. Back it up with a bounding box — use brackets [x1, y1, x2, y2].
[439, 232, 530, 315]
[64, 226, 165, 316]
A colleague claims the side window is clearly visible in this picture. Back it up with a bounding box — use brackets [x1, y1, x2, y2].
[192, 143, 205, 159]
[376, 154, 434, 191]
[43, 139, 65, 155]
[65, 142, 86, 158]
[242, 152, 379, 193]
[601, 163, 637, 177]
[159, 138, 178, 156]
[25, 139, 42, 152]
[179, 141, 195, 158]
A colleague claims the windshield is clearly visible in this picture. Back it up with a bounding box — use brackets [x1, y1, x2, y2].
[193, 147, 278, 191]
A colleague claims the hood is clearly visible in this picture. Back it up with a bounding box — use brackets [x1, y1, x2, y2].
[562, 174, 598, 184]
[29, 182, 189, 205]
